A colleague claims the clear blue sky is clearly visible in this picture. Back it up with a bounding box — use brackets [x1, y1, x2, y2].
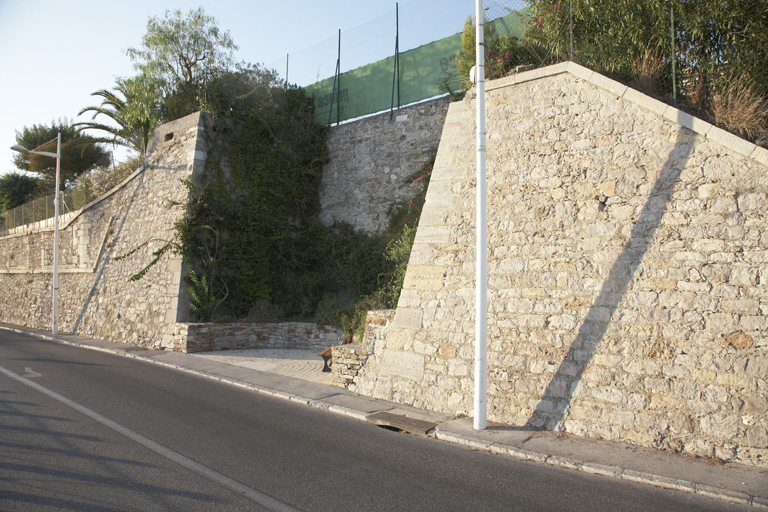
[0, 0, 483, 175]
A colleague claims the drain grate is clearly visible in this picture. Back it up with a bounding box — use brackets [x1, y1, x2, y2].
[367, 411, 437, 436]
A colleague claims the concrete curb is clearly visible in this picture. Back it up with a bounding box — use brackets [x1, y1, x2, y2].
[3, 325, 766, 509]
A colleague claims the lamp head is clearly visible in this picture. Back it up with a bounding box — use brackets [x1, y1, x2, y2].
[10, 144, 29, 154]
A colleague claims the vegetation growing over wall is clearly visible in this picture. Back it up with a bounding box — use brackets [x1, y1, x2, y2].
[166, 63, 434, 329]
[451, 1, 767, 146]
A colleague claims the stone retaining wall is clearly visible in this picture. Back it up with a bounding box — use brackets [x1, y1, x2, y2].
[331, 309, 395, 387]
[181, 322, 345, 353]
[350, 63, 768, 468]
[0, 99, 450, 353]
[320, 98, 449, 234]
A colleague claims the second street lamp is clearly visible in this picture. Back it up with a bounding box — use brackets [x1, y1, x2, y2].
[10, 133, 62, 335]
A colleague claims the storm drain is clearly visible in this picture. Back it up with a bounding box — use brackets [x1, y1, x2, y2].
[367, 411, 437, 436]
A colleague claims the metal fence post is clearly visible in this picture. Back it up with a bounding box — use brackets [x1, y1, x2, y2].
[671, 6, 677, 104]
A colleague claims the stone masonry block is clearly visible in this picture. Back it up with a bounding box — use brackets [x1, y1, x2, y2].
[403, 265, 445, 291]
[391, 308, 423, 330]
[414, 225, 451, 245]
[380, 349, 425, 380]
[423, 194, 459, 212]
[663, 107, 713, 137]
[706, 125, 757, 158]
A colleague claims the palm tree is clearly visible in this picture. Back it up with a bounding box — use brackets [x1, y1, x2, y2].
[74, 77, 162, 161]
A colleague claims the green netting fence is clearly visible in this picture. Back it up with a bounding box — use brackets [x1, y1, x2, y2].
[266, 0, 530, 125]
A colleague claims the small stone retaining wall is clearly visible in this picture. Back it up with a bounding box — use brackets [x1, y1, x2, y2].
[178, 322, 345, 353]
[331, 310, 395, 387]
[320, 98, 449, 234]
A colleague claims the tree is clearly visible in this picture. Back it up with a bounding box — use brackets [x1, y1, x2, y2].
[526, 0, 768, 103]
[125, 7, 238, 117]
[13, 120, 110, 191]
[74, 76, 163, 161]
[454, 15, 500, 90]
[0, 172, 41, 212]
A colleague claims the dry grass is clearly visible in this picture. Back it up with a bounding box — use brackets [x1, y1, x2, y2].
[630, 46, 666, 96]
[710, 80, 768, 146]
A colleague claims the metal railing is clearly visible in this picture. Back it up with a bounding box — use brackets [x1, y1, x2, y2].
[0, 185, 93, 237]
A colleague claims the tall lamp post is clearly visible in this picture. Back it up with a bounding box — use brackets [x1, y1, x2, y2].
[11, 133, 62, 335]
[474, 0, 488, 431]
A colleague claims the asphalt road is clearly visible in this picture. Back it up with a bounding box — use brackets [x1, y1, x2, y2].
[0, 331, 752, 511]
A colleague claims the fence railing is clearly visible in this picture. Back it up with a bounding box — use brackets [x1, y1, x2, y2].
[0, 185, 93, 237]
[265, 0, 528, 125]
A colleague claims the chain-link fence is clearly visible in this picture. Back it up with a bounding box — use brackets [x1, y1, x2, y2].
[0, 185, 93, 237]
[265, 0, 529, 125]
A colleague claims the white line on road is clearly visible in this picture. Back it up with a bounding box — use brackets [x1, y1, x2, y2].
[0, 364, 301, 512]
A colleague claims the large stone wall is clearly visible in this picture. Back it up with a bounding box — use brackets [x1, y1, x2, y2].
[350, 63, 768, 468]
[320, 97, 450, 234]
[0, 112, 209, 348]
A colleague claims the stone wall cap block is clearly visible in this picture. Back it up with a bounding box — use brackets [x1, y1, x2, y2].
[486, 74, 517, 92]
[751, 145, 768, 166]
[622, 87, 669, 116]
[663, 107, 713, 137]
[707, 125, 756, 158]
[512, 64, 562, 85]
[588, 72, 628, 97]
[565, 61, 594, 81]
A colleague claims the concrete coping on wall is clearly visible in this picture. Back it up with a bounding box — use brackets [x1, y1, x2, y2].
[482, 61, 768, 167]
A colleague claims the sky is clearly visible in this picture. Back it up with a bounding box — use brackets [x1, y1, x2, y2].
[0, 0, 483, 175]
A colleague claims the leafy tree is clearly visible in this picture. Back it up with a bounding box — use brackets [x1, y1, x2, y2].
[13, 120, 110, 190]
[75, 76, 163, 160]
[125, 7, 238, 118]
[454, 15, 500, 90]
[0, 172, 41, 212]
[526, 0, 768, 107]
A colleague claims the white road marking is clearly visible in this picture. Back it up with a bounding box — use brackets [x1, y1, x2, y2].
[0, 364, 301, 512]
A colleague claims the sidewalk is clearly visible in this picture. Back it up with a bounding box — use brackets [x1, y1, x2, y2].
[3, 323, 766, 509]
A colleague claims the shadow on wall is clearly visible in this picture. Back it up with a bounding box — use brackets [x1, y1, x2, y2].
[71, 172, 147, 335]
[529, 115, 695, 430]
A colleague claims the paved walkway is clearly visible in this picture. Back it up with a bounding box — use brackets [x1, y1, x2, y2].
[2, 323, 767, 509]
[189, 348, 333, 385]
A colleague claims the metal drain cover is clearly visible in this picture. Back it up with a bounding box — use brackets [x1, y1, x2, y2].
[367, 411, 437, 436]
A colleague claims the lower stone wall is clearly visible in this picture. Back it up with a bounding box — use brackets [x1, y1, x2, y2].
[180, 322, 345, 353]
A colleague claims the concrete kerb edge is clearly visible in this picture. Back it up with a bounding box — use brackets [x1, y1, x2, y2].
[3, 324, 765, 509]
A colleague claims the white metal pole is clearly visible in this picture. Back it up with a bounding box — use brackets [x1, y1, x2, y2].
[52, 132, 61, 335]
[474, 0, 488, 431]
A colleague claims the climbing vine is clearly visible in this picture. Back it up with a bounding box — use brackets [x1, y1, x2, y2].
[122, 64, 435, 328]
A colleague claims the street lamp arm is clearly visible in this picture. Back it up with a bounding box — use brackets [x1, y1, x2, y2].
[10, 144, 58, 158]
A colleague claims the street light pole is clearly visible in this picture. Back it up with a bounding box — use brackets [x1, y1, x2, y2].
[474, 0, 488, 431]
[10, 133, 62, 335]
